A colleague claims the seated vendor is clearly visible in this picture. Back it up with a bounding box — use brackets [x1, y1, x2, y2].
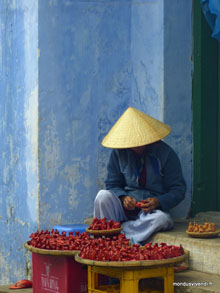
[94, 107, 186, 244]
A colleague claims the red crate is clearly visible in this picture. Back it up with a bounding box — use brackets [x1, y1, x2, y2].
[32, 252, 88, 293]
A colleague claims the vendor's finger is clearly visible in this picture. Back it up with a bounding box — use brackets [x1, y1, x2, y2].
[131, 197, 136, 206]
[127, 201, 136, 209]
[124, 198, 131, 205]
[142, 207, 153, 213]
[140, 202, 151, 208]
[142, 198, 150, 203]
[127, 197, 135, 205]
[124, 200, 133, 208]
[141, 202, 153, 209]
[125, 204, 135, 210]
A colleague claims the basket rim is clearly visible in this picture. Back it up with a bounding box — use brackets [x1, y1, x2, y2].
[24, 241, 79, 256]
[74, 249, 189, 268]
[86, 227, 122, 235]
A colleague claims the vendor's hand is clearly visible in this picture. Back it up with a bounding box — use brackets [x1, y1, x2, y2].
[120, 196, 137, 210]
[140, 198, 160, 213]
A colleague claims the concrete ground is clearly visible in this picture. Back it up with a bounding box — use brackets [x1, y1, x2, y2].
[0, 287, 32, 293]
[174, 270, 220, 293]
[1, 270, 220, 293]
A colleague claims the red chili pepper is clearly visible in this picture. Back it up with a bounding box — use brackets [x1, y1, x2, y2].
[28, 228, 184, 262]
[88, 218, 121, 230]
[136, 200, 146, 208]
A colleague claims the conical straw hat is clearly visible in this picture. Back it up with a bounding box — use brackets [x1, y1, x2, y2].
[101, 107, 171, 149]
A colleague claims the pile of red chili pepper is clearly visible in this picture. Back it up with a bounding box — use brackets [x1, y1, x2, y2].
[88, 217, 121, 230]
[28, 229, 184, 261]
[79, 236, 184, 261]
[28, 229, 91, 251]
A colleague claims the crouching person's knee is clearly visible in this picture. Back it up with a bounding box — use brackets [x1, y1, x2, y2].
[95, 190, 114, 205]
[94, 190, 124, 221]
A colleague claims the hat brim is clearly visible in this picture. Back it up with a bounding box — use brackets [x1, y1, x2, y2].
[101, 107, 171, 149]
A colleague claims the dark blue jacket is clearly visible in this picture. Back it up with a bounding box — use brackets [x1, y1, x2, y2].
[105, 141, 186, 212]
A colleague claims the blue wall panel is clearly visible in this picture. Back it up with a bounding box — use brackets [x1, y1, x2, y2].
[131, 0, 164, 119]
[38, 0, 132, 228]
[164, 0, 193, 218]
[0, 0, 38, 284]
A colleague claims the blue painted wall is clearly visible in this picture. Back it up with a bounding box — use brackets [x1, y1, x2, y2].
[131, 0, 164, 119]
[0, 0, 192, 284]
[164, 0, 193, 218]
[0, 0, 38, 284]
[38, 0, 132, 228]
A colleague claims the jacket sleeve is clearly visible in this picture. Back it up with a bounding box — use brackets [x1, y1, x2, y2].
[156, 149, 186, 212]
[105, 150, 128, 197]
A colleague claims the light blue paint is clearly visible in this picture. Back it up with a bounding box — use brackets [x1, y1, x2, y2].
[38, 0, 132, 228]
[131, 0, 164, 119]
[0, 0, 192, 284]
[164, 0, 193, 218]
[0, 0, 38, 284]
